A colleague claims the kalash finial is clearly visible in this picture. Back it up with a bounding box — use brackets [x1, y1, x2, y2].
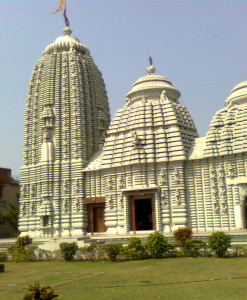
[63, 27, 72, 36]
[146, 56, 156, 75]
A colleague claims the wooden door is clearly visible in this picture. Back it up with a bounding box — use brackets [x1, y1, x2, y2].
[87, 203, 106, 232]
[93, 206, 105, 232]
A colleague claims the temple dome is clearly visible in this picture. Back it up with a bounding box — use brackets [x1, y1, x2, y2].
[126, 65, 181, 101]
[43, 27, 90, 55]
[85, 65, 198, 170]
[225, 81, 247, 105]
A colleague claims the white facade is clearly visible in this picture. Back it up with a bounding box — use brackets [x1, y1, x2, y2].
[19, 28, 247, 238]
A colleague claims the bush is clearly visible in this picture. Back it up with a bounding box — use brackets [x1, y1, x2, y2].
[80, 243, 98, 261]
[184, 239, 208, 257]
[0, 252, 8, 262]
[7, 244, 37, 262]
[173, 227, 192, 245]
[124, 237, 146, 260]
[59, 242, 78, 261]
[165, 243, 180, 258]
[208, 232, 231, 257]
[35, 249, 53, 261]
[16, 236, 33, 248]
[23, 282, 59, 299]
[146, 231, 168, 258]
[103, 243, 123, 262]
[228, 245, 247, 257]
[51, 250, 63, 261]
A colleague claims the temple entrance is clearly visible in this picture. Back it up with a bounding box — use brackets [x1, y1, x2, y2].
[87, 203, 106, 233]
[130, 194, 155, 231]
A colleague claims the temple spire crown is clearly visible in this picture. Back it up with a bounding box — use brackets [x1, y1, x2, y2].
[146, 65, 156, 75]
[63, 27, 72, 36]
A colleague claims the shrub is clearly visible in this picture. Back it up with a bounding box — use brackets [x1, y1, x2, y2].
[51, 250, 63, 261]
[146, 231, 168, 258]
[173, 227, 192, 246]
[184, 239, 208, 257]
[7, 244, 37, 262]
[208, 232, 231, 257]
[103, 243, 123, 262]
[0, 252, 8, 262]
[80, 243, 98, 261]
[16, 236, 33, 248]
[165, 243, 180, 257]
[35, 249, 53, 261]
[124, 237, 146, 260]
[229, 245, 247, 257]
[23, 282, 59, 299]
[95, 245, 107, 261]
[59, 242, 78, 261]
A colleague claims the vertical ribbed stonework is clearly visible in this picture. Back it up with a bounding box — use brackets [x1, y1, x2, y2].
[84, 65, 198, 234]
[19, 27, 110, 237]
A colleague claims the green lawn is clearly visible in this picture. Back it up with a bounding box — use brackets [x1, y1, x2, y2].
[1, 257, 247, 299]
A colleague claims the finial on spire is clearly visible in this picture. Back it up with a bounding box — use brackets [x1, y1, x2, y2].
[63, 27, 72, 36]
[146, 56, 155, 74]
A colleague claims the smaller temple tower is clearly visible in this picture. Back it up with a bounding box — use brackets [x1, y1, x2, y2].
[84, 64, 198, 234]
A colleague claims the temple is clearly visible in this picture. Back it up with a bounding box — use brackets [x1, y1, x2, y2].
[19, 27, 247, 240]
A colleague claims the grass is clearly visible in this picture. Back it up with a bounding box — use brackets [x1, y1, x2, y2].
[1, 257, 247, 299]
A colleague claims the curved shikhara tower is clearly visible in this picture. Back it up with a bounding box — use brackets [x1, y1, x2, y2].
[19, 28, 110, 237]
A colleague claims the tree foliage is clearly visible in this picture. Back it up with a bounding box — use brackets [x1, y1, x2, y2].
[0, 203, 19, 232]
[173, 227, 192, 245]
[16, 235, 32, 248]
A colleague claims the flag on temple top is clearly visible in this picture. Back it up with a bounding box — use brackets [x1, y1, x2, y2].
[64, 5, 70, 27]
[53, 0, 66, 14]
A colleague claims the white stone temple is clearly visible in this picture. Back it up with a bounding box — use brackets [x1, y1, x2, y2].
[19, 27, 247, 239]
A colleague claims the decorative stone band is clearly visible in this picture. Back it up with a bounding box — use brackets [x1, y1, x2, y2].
[84, 197, 106, 204]
[37, 201, 54, 216]
[122, 187, 159, 196]
[43, 41, 89, 56]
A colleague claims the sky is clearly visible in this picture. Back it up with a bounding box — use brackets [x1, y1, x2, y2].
[1, 0, 247, 177]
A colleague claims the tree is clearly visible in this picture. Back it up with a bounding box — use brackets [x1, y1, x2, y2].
[10, 176, 20, 184]
[208, 232, 231, 257]
[0, 203, 19, 232]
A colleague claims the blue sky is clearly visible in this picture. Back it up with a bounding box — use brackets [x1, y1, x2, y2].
[1, 0, 247, 177]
